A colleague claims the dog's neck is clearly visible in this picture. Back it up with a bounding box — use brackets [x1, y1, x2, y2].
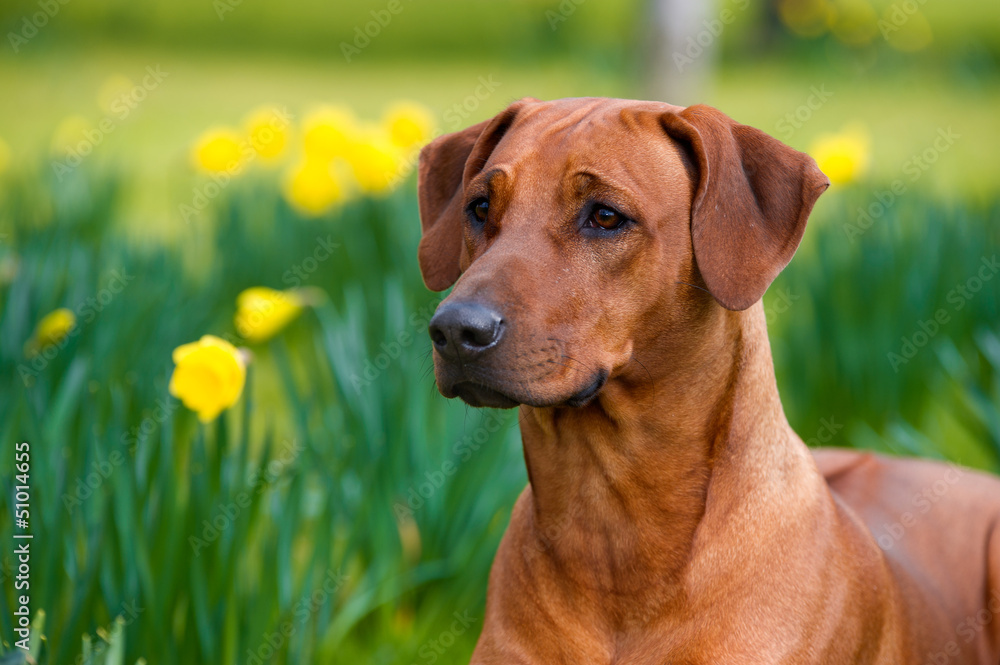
[517, 302, 823, 617]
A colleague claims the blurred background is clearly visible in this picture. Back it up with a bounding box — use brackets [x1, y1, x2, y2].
[0, 0, 998, 663]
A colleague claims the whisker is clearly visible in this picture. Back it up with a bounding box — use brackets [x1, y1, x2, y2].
[517, 404, 532, 430]
[559, 354, 597, 376]
[544, 337, 598, 376]
[631, 354, 654, 388]
[629, 353, 656, 405]
[676, 280, 711, 295]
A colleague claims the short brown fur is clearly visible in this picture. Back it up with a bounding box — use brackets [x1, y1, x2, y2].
[417, 97, 1000, 664]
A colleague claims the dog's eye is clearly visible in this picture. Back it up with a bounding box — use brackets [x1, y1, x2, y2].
[469, 198, 489, 224]
[587, 205, 627, 231]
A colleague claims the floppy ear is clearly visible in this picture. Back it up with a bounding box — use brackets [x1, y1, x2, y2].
[661, 104, 830, 311]
[417, 98, 536, 291]
[417, 119, 490, 291]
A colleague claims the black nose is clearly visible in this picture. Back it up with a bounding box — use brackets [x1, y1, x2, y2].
[428, 302, 504, 359]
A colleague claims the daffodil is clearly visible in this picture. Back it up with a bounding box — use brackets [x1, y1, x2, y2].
[192, 127, 244, 173]
[778, 0, 831, 37]
[50, 116, 92, 158]
[883, 8, 932, 52]
[809, 124, 870, 186]
[169, 335, 247, 423]
[283, 158, 347, 216]
[828, 0, 878, 47]
[245, 106, 290, 163]
[25, 308, 76, 357]
[234, 286, 323, 343]
[383, 101, 435, 150]
[345, 127, 406, 195]
[396, 511, 422, 564]
[302, 106, 357, 162]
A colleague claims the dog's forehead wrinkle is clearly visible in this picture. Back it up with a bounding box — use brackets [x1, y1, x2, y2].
[565, 167, 645, 208]
[521, 98, 607, 135]
[423, 98, 1000, 664]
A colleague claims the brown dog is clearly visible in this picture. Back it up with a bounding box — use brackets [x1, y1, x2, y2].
[416, 97, 1000, 664]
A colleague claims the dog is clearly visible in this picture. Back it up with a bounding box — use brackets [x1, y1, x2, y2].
[416, 97, 1000, 664]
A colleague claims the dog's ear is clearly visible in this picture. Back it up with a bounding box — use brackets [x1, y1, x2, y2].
[661, 104, 829, 311]
[417, 98, 537, 291]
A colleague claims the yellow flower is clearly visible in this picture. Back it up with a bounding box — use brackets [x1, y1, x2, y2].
[234, 286, 312, 344]
[192, 127, 244, 173]
[50, 115, 92, 157]
[883, 8, 932, 52]
[302, 106, 357, 162]
[383, 101, 435, 150]
[827, 0, 877, 47]
[395, 511, 422, 564]
[345, 126, 406, 195]
[25, 308, 76, 357]
[245, 106, 290, 163]
[0, 135, 10, 176]
[169, 335, 247, 423]
[778, 0, 832, 38]
[284, 158, 347, 216]
[809, 124, 870, 186]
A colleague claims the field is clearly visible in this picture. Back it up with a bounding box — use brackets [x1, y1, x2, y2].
[1, 0, 999, 662]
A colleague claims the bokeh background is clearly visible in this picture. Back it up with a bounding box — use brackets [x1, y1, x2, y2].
[0, 0, 998, 663]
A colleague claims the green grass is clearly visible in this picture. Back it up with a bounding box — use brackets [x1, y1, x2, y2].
[1, 3, 998, 660]
[1, 43, 998, 239]
[770, 191, 1000, 468]
[0, 158, 998, 663]
[0, 166, 529, 663]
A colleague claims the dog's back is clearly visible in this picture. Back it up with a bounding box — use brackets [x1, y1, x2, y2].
[815, 449, 1000, 664]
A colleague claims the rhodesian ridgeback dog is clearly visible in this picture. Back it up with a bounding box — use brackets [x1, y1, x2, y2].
[417, 97, 1000, 664]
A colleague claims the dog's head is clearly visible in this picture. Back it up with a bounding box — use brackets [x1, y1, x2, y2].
[418, 97, 828, 409]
